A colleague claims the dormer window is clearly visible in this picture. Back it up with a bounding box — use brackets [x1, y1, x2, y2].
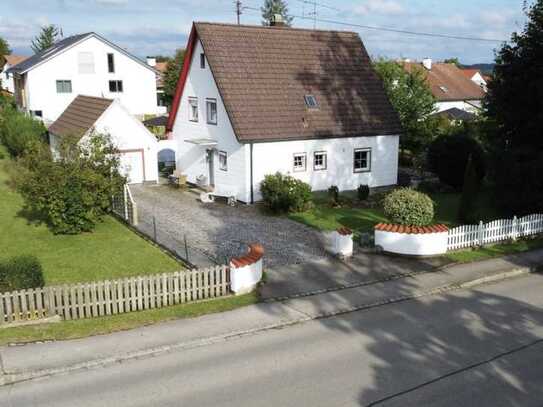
[304, 95, 318, 109]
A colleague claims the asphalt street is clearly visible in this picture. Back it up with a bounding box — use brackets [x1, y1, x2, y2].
[3, 273, 543, 407]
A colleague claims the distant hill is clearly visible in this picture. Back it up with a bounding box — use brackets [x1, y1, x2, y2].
[461, 63, 495, 75]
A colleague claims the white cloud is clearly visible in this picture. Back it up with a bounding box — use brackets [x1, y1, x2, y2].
[354, 0, 405, 16]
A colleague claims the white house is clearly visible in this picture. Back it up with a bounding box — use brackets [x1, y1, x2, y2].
[1, 54, 28, 94]
[7, 33, 161, 125]
[166, 21, 402, 204]
[48, 95, 159, 184]
[403, 59, 485, 115]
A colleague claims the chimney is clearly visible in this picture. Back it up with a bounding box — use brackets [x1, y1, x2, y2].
[270, 14, 286, 27]
[146, 56, 156, 67]
[422, 58, 432, 70]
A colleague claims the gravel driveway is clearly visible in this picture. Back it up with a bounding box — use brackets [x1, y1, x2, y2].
[131, 184, 328, 268]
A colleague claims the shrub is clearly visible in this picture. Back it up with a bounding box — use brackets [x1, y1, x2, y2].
[427, 134, 485, 190]
[328, 185, 339, 206]
[16, 132, 126, 234]
[357, 184, 370, 201]
[0, 255, 45, 293]
[383, 188, 434, 226]
[260, 172, 312, 213]
[0, 107, 46, 157]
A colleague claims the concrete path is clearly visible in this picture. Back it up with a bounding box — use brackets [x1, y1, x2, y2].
[1, 249, 542, 386]
[3, 271, 543, 406]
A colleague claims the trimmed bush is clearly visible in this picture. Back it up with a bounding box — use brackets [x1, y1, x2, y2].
[383, 188, 434, 226]
[357, 184, 370, 201]
[0, 107, 46, 157]
[427, 134, 485, 190]
[0, 255, 45, 293]
[260, 172, 313, 213]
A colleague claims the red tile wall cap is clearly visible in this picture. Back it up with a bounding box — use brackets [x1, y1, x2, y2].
[374, 223, 449, 234]
[337, 227, 353, 236]
[231, 243, 265, 268]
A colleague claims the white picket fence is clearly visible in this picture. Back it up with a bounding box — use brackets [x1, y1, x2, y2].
[112, 184, 138, 226]
[0, 265, 229, 325]
[447, 214, 543, 251]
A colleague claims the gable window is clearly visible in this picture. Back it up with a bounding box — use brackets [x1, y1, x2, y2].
[354, 148, 371, 173]
[188, 97, 198, 122]
[293, 153, 307, 172]
[200, 53, 205, 69]
[219, 151, 228, 171]
[107, 53, 115, 73]
[206, 98, 217, 125]
[78, 52, 95, 74]
[109, 80, 123, 93]
[314, 151, 327, 171]
[56, 80, 72, 93]
[304, 94, 318, 109]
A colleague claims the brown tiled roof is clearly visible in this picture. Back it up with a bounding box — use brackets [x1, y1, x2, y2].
[403, 62, 485, 102]
[3, 54, 28, 66]
[48, 95, 113, 138]
[194, 22, 402, 143]
[460, 68, 480, 79]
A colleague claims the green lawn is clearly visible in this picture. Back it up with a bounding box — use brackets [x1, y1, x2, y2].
[445, 236, 543, 263]
[0, 293, 258, 345]
[0, 145, 181, 285]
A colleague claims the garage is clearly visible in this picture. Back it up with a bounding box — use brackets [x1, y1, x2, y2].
[48, 95, 159, 184]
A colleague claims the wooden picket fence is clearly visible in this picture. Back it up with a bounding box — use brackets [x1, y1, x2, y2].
[0, 265, 229, 326]
[447, 214, 543, 251]
[112, 184, 138, 225]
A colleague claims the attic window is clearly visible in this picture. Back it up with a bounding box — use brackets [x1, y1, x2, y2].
[304, 95, 318, 109]
[439, 86, 449, 93]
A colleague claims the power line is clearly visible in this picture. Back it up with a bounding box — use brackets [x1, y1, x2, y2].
[240, 6, 505, 42]
[234, 0, 259, 25]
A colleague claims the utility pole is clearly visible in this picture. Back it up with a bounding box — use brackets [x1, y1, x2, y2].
[235, 0, 242, 25]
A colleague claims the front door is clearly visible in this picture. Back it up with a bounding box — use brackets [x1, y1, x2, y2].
[207, 149, 215, 187]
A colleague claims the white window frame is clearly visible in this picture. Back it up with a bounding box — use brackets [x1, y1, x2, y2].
[293, 153, 307, 172]
[206, 98, 217, 125]
[188, 97, 199, 122]
[219, 150, 227, 171]
[56, 80, 72, 94]
[78, 52, 95, 74]
[313, 151, 327, 171]
[354, 148, 371, 173]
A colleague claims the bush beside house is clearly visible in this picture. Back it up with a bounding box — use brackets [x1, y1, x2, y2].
[260, 173, 312, 213]
[383, 188, 435, 226]
[0, 255, 44, 293]
[0, 107, 46, 157]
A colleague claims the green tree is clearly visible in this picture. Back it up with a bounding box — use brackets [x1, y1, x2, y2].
[484, 0, 543, 214]
[31, 25, 61, 54]
[374, 59, 437, 155]
[163, 48, 185, 107]
[458, 155, 480, 223]
[16, 132, 126, 234]
[261, 0, 293, 26]
[443, 57, 461, 66]
[0, 36, 11, 56]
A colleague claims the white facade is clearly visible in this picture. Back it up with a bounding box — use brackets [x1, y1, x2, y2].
[171, 40, 399, 203]
[13, 35, 159, 124]
[436, 100, 481, 113]
[375, 229, 448, 256]
[1, 62, 16, 93]
[50, 100, 159, 184]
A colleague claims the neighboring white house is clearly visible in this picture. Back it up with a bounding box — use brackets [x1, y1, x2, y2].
[403, 59, 485, 114]
[166, 21, 402, 204]
[1, 54, 28, 94]
[49, 95, 159, 184]
[461, 68, 488, 92]
[7, 33, 161, 125]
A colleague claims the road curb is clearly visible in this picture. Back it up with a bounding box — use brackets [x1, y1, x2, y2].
[0, 266, 535, 387]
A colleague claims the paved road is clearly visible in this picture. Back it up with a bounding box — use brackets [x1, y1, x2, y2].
[3, 274, 543, 406]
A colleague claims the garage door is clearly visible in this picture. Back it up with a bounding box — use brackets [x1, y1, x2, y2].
[119, 150, 145, 184]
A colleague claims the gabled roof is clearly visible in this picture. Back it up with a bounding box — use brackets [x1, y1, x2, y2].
[2, 54, 28, 67]
[460, 68, 481, 79]
[167, 22, 402, 142]
[432, 107, 476, 122]
[403, 62, 485, 102]
[48, 95, 113, 138]
[7, 33, 157, 75]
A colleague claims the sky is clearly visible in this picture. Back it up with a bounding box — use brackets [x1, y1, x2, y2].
[0, 0, 530, 64]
